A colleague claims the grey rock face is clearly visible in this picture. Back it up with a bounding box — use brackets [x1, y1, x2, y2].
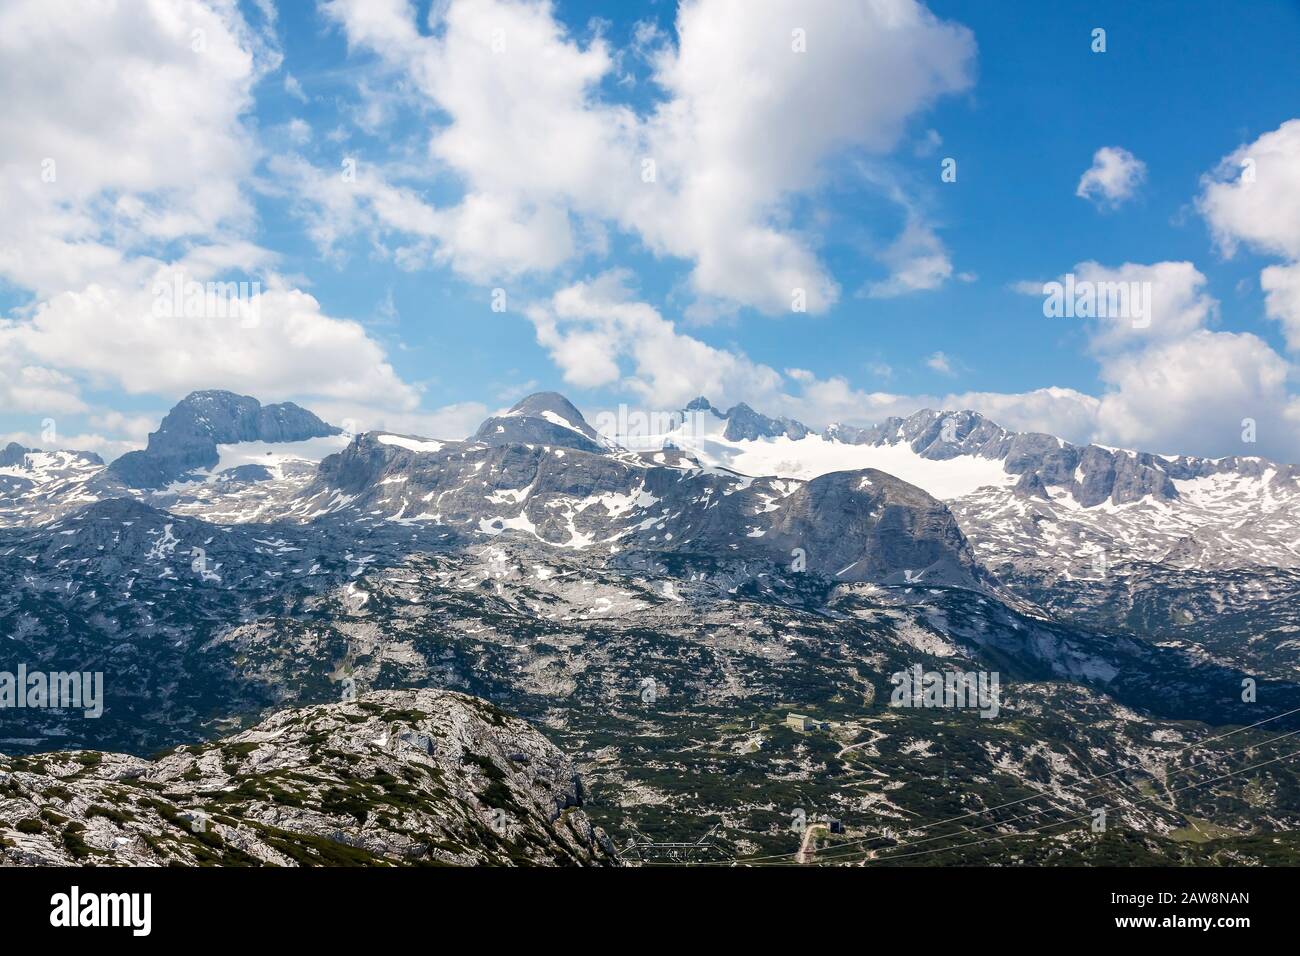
[758, 469, 987, 587]
[105, 390, 339, 489]
[721, 402, 811, 441]
[216, 463, 274, 484]
[684, 396, 721, 415]
[0, 689, 614, 867]
[0, 443, 29, 468]
[473, 392, 605, 453]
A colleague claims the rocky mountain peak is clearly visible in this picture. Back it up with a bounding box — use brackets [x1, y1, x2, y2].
[507, 391, 590, 426]
[473, 391, 604, 453]
[105, 390, 339, 489]
[721, 402, 811, 442]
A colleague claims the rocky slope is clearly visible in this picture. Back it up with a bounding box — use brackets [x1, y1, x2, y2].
[0, 444, 104, 527]
[0, 689, 613, 866]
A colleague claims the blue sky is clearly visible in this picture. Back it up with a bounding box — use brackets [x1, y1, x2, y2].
[2, 0, 1300, 461]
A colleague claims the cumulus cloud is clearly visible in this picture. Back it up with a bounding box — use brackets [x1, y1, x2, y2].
[944, 388, 1102, 444]
[12, 270, 419, 409]
[0, 0, 273, 296]
[693, 251, 1299, 459]
[0, 0, 426, 450]
[925, 351, 956, 376]
[522, 264, 1300, 460]
[865, 219, 957, 298]
[1200, 119, 1300, 355]
[525, 271, 784, 408]
[317, 0, 976, 313]
[1019, 257, 1300, 458]
[1199, 119, 1300, 261]
[524, 276, 1090, 446]
[1076, 146, 1146, 209]
[308, 400, 492, 443]
[1262, 263, 1300, 351]
[1072, 260, 1218, 352]
[0, 336, 87, 416]
[1094, 330, 1293, 455]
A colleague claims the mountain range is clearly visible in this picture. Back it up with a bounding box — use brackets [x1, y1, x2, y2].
[3, 387, 1300, 865]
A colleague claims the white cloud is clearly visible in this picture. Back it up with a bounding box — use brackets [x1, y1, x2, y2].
[88, 412, 162, 445]
[317, 0, 976, 313]
[1019, 257, 1300, 458]
[945, 387, 1102, 444]
[522, 268, 1300, 459]
[13, 269, 419, 410]
[521, 277, 1089, 449]
[1200, 119, 1300, 356]
[1073, 260, 1218, 352]
[0, 336, 86, 415]
[525, 271, 783, 408]
[925, 351, 955, 376]
[1076, 146, 1146, 209]
[865, 219, 956, 298]
[1199, 119, 1300, 261]
[1094, 330, 1293, 457]
[309, 400, 491, 443]
[0, 0, 427, 454]
[285, 118, 312, 145]
[1262, 262, 1300, 351]
[284, 73, 308, 102]
[1022, 260, 1218, 351]
[0, 0, 275, 296]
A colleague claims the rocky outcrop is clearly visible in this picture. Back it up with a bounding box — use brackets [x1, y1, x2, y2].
[0, 690, 615, 867]
[0, 446, 108, 528]
[0, 443, 29, 468]
[721, 402, 811, 441]
[757, 468, 987, 587]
